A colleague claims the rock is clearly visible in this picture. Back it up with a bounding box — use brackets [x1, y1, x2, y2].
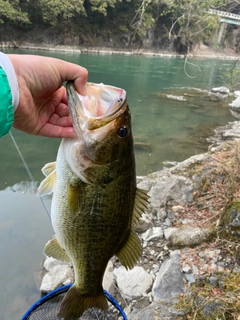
[182, 264, 191, 273]
[152, 254, 184, 301]
[229, 208, 240, 228]
[202, 301, 223, 317]
[137, 170, 195, 210]
[43, 256, 69, 271]
[169, 225, 216, 248]
[229, 96, 240, 109]
[212, 86, 230, 94]
[40, 264, 73, 292]
[229, 97, 240, 118]
[141, 227, 163, 242]
[181, 218, 194, 225]
[134, 213, 153, 233]
[208, 121, 240, 145]
[171, 205, 185, 213]
[209, 86, 229, 102]
[234, 90, 240, 98]
[113, 266, 153, 300]
[209, 92, 228, 101]
[164, 227, 178, 240]
[184, 273, 195, 283]
[199, 249, 220, 260]
[103, 260, 115, 295]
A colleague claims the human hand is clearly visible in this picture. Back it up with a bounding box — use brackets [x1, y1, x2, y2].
[8, 54, 88, 138]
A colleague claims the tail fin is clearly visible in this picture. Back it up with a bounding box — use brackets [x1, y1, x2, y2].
[58, 285, 108, 320]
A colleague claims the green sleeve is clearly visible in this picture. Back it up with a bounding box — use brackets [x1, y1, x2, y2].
[0, 66, 14, 137]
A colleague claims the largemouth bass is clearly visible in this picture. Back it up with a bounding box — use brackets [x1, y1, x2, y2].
[38, 81, 149, 320]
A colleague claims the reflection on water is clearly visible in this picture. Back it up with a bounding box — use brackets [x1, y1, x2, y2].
[0, 51, 237, 319]
[0, 185, 53, 320]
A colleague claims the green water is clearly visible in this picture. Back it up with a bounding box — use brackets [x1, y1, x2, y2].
[0, 49, 237, 319]
[0, 50, 236, 189]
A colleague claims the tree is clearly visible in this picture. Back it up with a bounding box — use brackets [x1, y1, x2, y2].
[160, 0, 229, 53]
[0, 0, 30, 24]
[38, 0, 121, 25]
[38, 0, 85, 25]
[89, 0, 118, 15]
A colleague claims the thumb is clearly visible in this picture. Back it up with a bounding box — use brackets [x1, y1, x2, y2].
[57, 59, 88, 95]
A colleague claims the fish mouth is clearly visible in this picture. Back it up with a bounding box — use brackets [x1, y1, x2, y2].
[66, 81, 127, 138]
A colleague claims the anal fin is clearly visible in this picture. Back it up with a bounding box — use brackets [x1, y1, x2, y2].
[44, 235, 70, 262]
[116, 230, 142, 270]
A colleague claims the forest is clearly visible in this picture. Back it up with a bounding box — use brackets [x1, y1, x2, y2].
[1, 0, 240, 53]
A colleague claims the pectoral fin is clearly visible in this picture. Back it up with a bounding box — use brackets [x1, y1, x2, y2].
[116, 188, 148, 269]
[68, 181, 85, 216]
[44, 235, 70, 262]
[132, 188, 149, 226]
[115, 230, 142, 270]
[41, 162, 56, 177]
[38, 165, 56, 196]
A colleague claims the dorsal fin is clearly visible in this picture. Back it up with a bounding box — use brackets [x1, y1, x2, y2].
[132, 188, 149, 226]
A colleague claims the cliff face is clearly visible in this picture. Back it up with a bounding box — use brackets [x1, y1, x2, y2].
[0, 18, 240, 55]
[0, 23, 170, 51]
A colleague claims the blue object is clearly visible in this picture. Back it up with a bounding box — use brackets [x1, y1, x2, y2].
[22, 284, 127, 320]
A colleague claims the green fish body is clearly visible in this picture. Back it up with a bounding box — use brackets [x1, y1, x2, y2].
[38, 82, 148, 320]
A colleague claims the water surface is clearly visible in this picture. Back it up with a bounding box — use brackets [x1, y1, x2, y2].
[0, 50, 237, 319]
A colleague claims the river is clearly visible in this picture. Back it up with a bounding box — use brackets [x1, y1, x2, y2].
[0, 49, 237, 319]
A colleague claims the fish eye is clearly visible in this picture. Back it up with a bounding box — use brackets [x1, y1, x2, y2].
[117, 125, 128, 138]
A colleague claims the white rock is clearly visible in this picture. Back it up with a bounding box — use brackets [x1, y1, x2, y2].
[141, 227, 163, 242]
[103, 260, 115, 295]
[182, 264, 191, 273]
[40, 264, 73, 293]
[163, 227, 178, 240]
[234, 90, 240, 98]
[211, 86, 230, 94]
[113, 266, 153, 300]
[229, 96, 240, 109]
[43, 257, 69, 272]
[181, 218, 194, 225]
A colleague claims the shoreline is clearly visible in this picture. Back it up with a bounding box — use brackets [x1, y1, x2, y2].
[2, 41, 240, 60]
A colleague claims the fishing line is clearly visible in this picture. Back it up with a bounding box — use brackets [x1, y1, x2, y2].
[9, 131, 51, 219]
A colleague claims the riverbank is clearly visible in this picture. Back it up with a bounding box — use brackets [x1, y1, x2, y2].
[2, 41, 240, 60]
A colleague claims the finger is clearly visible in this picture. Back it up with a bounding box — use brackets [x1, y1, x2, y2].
[38, 123, 76, 139]
[55, 103, 71, 118]
[55, 60, 88, 95]
[49, 113, 73, 127]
